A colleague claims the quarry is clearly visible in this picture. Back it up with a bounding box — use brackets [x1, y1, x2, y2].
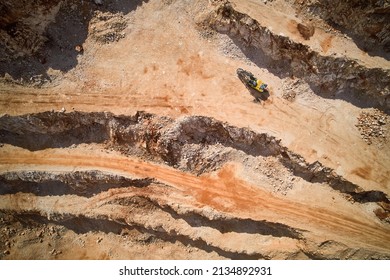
[0, 0, 389, 259]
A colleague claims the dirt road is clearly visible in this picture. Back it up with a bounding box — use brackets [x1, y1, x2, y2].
[0, 0, 389, 259]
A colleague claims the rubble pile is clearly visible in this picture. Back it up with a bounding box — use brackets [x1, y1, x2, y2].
[356, 109, 388, 145]
[89, 11, 127, 44]
[282, 90, 297, 102]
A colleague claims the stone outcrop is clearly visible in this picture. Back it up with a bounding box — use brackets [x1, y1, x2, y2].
[294, 0, 390, 54]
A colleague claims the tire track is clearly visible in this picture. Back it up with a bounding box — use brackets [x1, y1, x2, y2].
[1, 147, 389, 252]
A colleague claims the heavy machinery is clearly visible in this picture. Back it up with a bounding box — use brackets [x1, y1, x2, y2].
[236, 68, 268, 102]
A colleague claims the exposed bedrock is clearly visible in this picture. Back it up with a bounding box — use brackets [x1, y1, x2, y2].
[1, 111, 389, 210]
[206, 1, 390, 111]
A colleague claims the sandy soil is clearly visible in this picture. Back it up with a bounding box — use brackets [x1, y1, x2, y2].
[0, 0, 389, 259]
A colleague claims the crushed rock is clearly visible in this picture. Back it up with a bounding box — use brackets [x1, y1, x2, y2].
[281, 78, 309, 102]
[356, 109, 388, 146]
[89, 11, 127, 44]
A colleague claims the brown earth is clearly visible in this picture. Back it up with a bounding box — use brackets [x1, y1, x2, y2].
[0, 0, 389, 260]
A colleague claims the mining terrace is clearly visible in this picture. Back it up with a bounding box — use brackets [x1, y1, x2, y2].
[0, 0, 389, 259]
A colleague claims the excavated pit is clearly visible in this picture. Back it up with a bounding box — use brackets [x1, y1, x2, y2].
[1, 0, 390, 260]
[0, 170, 154, 197]
[205, 1, 390, 111]
[1, 111, 388, 204]
[1, 210, 270, 260]
[1, 110, 390, 260]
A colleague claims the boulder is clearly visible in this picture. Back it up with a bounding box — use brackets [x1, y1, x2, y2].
[297, 22, 314, 40]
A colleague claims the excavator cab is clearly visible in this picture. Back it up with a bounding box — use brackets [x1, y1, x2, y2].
[250, 79, 268, 92]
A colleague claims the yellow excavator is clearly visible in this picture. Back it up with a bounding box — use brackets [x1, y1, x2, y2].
[237, 68, 268, 102]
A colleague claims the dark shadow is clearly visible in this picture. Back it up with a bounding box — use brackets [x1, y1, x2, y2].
[280, 156, 360, 194]
[257, 88, 270, 101]
[103, 0, 147, 14]
[162, 206, 302, 239]
[0, 171, 154, 198]
[114, 196, 304, 239]
[11, 211, 268, 259]
[323, 15, 390, 61]
[162, 205, 304, 239]
[0, 0, 147, 83]
[231, 36, 292, 79]
[247, 86, 270, 103]
[347, 191, 390, 204]
[279, 155, 390, 207]
[217, 24, 389, 112]
[231, 33, 388, 111]
[0, 111, 110, 150]
[14, 212, 125, 235]
[0, 125, 108, 151]
[0, 111, 280, 158]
